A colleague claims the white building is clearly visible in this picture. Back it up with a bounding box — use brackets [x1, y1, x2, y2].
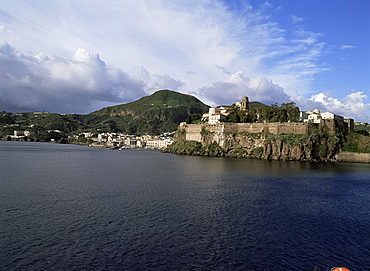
[146, 138, 174, 149]
[307, 109, 321, 123]
[320, 112, 344, 121]
[11, 130, 32, 139]
[209, 113, 227, 124]
[300, 109, 344, 123]
[80, 132, 93, 138]
[202, 107, 229, 124]
[201, 112, 209, 122]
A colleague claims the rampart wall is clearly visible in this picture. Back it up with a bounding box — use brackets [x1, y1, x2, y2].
[185, 124, 203, 142]
[175, 120, 364, 163]
[182, 122, 320, 148]
[184, 122, 316, 143]
[336, 151, 370, 163]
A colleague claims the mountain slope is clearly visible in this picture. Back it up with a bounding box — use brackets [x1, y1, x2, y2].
[88, 90, 210, 134]
[249, 101, 265, 110]
[0, 90, 210, 137]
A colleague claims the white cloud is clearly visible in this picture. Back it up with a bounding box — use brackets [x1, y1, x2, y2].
[291, 15, 303, 24]
[198, 71, 290, 106]
[294, 91, 370, 122]
[0, 25, 13, 34]
[137, 66, 185, 93]
[340, 45, 356, 50]
[0, 43, 147, 113]
[0, 0, 327, 100]
[0, 1, 367, 121]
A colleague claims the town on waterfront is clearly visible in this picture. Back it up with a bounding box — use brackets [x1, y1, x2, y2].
[7, 128, 174, 150]
[1, 92, 369, 163]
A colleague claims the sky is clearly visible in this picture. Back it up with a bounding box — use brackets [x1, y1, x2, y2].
[0, 0, 369, 122]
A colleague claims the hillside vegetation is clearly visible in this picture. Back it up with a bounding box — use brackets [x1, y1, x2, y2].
[342, 132, 370, 153]
[0, 90, 210, 140]
[225, 102, 300, 123]
[90, 90, 209, 134]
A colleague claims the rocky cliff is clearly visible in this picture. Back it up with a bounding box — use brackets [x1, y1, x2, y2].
[166, 121, 370, 162]
[198, 130, 341, 161]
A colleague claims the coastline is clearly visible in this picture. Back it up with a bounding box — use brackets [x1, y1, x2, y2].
[166, 121, 369, 164]
[2, 139, 369, 163]
[335, 151, 370, 163]
[163, 147, 370, 163]
[162, 140, 370, 163]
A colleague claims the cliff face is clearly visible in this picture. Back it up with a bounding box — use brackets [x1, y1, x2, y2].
[170, 121, 356, 162]
[200, 132, 338, 161]
[262, 140, 329, 161]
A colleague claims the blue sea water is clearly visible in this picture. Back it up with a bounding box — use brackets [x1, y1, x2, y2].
[0, 141, 369, 270]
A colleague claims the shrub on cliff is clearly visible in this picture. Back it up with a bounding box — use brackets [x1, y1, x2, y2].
[167, 140, 202, 153]
[252, 147, 264, 154]
[266, 133, 308, 146]
[166, 140, 225, 156]
[342, 132, 370, 153]
[231, 148, 248, 154]
[200, 141, 225, 155]
[200, 128, 213, 136]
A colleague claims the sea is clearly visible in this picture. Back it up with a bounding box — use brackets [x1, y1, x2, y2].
[0, 141, 369, 271]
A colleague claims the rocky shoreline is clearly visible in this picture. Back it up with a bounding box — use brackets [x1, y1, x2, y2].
[163, 119, 370, 163]
[163, 135, 370, 163]
[163, 145, 370, 163]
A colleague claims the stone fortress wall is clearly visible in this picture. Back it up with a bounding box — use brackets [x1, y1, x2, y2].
[184, 121, 317, 145]
[194, 95, 354, 148]
[175, 119, 369, 163]
[180, 119, 350, 149]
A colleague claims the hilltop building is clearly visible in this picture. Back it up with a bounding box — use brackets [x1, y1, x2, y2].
[234, 96, 249, 111]
[300, 109, 353, 131]
[202, 106, 231, 124]
[241, 96, 249, 111]
[202, 96, 249, 124]
[300, 109, 345, 123]
[201, 97, 353, 131]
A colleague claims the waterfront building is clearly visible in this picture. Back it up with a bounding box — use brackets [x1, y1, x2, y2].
[202, 107, 229, 124]
[300, 109, 344, 123]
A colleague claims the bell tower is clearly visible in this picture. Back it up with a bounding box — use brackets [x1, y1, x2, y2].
[241, 96, 249, 111]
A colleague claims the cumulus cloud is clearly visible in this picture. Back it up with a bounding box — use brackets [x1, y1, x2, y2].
[138, 67, 185, 93]
[0, 43, 147, 113]
[295, 91, 370, 122]
[0, 0, 327, 100]
[0, 1, 368, 121]
[198, 71, 290, 106]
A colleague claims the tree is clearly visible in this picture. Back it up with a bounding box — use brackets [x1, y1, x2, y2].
[186, 113, 202, 124]
[255, 102, 300, 123]
[282, 102, 300, 122]
[257, 105, 273, 122]
[278, 108, 288, 122]
[246, 109, 257, 123]
[226, 105, 241, 123]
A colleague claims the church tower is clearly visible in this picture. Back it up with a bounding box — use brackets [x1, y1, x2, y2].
[241, 96, 249, 111]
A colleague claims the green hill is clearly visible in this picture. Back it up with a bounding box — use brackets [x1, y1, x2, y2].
[249, 101, 265, 110]
[1, 91, 269, 139]
[0, 90, 210, 137]
[86, 89, 210, 135]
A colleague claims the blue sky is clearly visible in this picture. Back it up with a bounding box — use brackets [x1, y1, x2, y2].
[0, 0, 369, 122]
